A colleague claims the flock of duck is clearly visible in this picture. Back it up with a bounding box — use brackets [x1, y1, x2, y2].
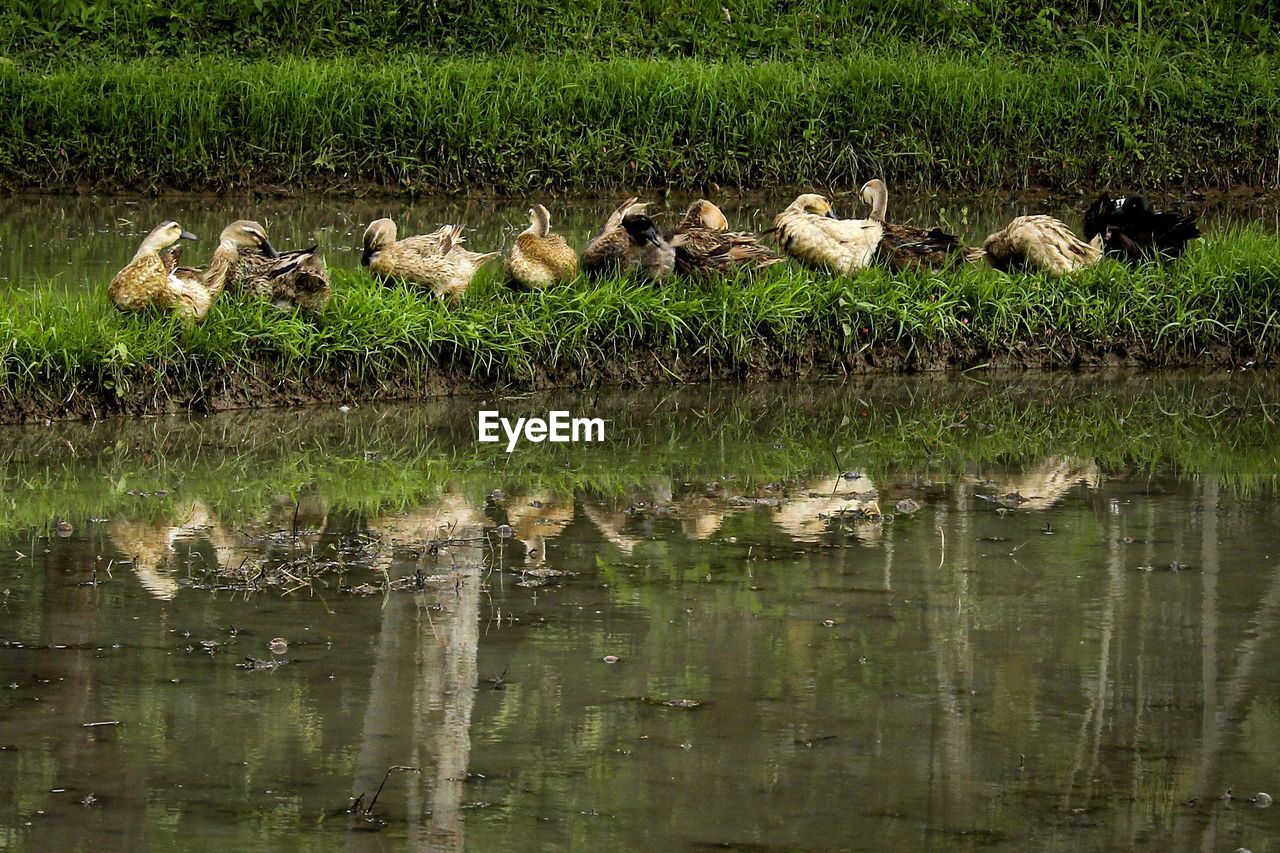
[108, 183, 1201, 322]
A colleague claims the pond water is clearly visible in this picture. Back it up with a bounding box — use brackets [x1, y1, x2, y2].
[0, 374, 1278, 849]
[3, 189, 1279, 291]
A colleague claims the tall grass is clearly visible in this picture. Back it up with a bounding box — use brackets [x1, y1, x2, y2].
[1, 0, 1274, 62]
[2, 50, 1277, 193]
[1, 228, 1278, 417]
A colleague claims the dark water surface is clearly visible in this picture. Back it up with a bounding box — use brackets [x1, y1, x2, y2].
[4, 190, 1279, 290]
[1, 375, 1279, 850]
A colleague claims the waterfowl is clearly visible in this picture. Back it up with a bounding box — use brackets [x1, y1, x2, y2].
[108, 221, 212, 320]
[1082, 192, 1200, 264]
[201, 220, 280, 302]
[582, 198, 677, 281]
[668, 199, 781, 277]
[859, 179, 984, 269]
[772, 193, 883, 274]
[361, 218, 498, 301]
[505, 203, 578, 288]
[983, 215, 1103, 275]
[232, 231, 332, 314]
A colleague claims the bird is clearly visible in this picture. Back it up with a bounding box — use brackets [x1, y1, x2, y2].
[505, 203, 578, 288]
[231, 229, 332, 314]
[771, 193, 883, 274]
[361, 218, 498, 301]
[582, 198, 677, 281]
[1082, 192, 1200, 264]
[668, 199, 781, 277]
[859, 179, 984, 269]
[200, 220, 283, 304]
[983, 215, 1103, 275]
[108, 220, 223, 322]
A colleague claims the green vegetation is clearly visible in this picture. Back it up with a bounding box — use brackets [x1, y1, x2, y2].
[2, 0, 1274, 62]
[1, 48, 1276, 192]
[2, 228, 1278, 420]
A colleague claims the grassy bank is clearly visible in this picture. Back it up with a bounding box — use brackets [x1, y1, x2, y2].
[2, 1, 1274, 62]
[1, 228, 1278, 421]
[1, 48, 1277, 193]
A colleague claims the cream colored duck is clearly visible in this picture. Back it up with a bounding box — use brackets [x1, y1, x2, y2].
[983, 215, 1103, 275]
[772, 193, 883, 274]
[362, 218, 498, 301]
[505, 203, 578, 288]
[859, 179, 984, 270]
[108, 221, 209, 320]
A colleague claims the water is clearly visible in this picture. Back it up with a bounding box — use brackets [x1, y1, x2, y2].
[3, 190, 1279, 290]
[0, 375, 1278, 850]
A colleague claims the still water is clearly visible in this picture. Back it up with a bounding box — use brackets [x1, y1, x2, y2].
[4, 190, 1279, 290]
[0, 375, 1279, 850]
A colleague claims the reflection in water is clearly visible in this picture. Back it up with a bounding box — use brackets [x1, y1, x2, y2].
[0, 377, 1278, 848]
[5, 191, 1279, 290]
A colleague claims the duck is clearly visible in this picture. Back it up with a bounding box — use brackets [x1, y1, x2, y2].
[505, 203, 578, 288]
[109, 221, 225, 322]
[1082, 192, 1200, 264]
[668, 199, 781, 277]
[582, 198, 677, 281]
[361, 218, 498, 301]
[771, 193, 883, 274]
[983, 215, 1103, 275]
[231, 230, 332, 314]
[859, 179, 984, 269]
[200, 220, 282, 301]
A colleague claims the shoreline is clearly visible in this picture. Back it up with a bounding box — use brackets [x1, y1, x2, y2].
[2, 229, 1278, 423]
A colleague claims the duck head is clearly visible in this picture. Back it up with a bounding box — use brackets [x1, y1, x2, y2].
[684, 199, 729, 231]
[526, 204, 552, 238]
[218, 220, 277, 257]
[790, 193, 839, 219]
[859, 180, 889, 220]
[621, 213, 663, 248]
[138, 220, 198, 256]
[362, 218, 397, 266]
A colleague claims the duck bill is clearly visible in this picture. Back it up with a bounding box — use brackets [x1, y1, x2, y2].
[645, 228, 662, 247]
[259, 240, 280, 259]
[180, 230, 198, 241]
[824, 211, 839, 220]
[360, 246, 374, 267]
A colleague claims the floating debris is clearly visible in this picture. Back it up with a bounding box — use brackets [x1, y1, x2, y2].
[268, 637, 288, 656]
[602, 655, 620, 664]
[895, 498, 921, 515]
[1251, 792, 1273, 807]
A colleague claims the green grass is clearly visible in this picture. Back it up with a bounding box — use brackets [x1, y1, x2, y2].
[1, 47, 1277, 192]
[2, 0, 1274, 62]
[2, 227, 1279, 415]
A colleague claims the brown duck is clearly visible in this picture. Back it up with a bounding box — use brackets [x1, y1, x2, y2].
[668, 199, 781, 277]
[362, 218, 498, 301]
[582, 198, 677, 281]
[859, 180, 984, 270]
[108, 221, 218, 322]
[232, 228, 331, 314]
[505, 203, 578, 288]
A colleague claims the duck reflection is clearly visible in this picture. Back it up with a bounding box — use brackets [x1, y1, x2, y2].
[973, 455, 1100, 510]
[107, 500, 242, 599]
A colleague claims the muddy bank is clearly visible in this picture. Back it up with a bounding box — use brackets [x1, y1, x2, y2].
[2, 338, 1269, 424]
